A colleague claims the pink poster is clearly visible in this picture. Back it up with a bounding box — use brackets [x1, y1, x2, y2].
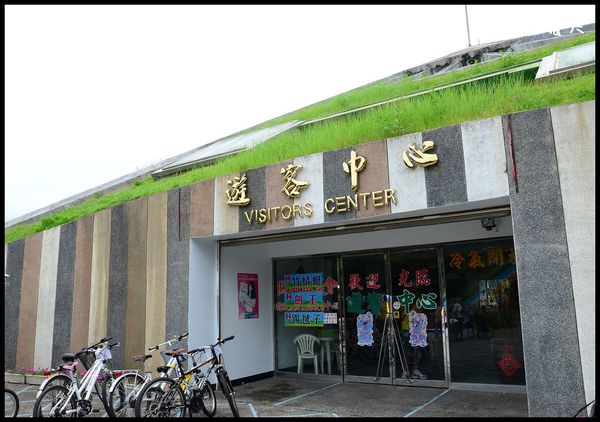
[238, 273, 259, 319]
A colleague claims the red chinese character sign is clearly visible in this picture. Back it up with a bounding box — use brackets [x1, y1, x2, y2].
[238, 273, 259, 319]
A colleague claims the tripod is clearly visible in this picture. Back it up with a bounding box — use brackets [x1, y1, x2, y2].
[375, 296, 412, 382]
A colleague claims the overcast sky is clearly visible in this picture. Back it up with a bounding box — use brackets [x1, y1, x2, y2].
[4, 4, 596, 223]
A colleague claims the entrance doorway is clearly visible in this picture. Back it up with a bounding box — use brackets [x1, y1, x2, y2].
[273, 237, 525, 388]
[341, 248, 445, 386]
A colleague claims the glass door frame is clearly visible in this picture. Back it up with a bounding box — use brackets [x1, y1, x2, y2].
[339, 246, 450, 388]
[339, 251, 392, 385]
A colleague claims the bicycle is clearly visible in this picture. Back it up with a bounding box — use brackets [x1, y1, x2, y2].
[107, 332, 189, 417]
[134, 335, 237, 418]
[35, 338, 120, 408]
[4, 387, 19, 417]
[33, 337, 120, 417]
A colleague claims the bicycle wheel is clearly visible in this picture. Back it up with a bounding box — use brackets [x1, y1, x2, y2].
[199, 382, 217, 417]
[216, 368, 239, 417]
[4, 388, 19, 417]
[33, 385, 77, 417]
[108, 372, 146, 417]
[134, 377, 186, 418]
[36, 374, 73, 398]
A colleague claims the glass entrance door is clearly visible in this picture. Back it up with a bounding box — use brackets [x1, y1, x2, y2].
[341, 253, 390, 382]
[341, 249, 447, 386]
[389, 248, 446, 386]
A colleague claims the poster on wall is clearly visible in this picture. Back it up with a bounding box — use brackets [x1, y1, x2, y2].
[283, 273, 324, 326]
[238, 273, 259, 319]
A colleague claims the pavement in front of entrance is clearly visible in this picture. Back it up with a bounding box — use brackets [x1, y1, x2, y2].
[233, 375, 529, 418]
[7, 375, 529, 418]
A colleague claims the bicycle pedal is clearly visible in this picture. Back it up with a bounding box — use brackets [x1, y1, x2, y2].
[92, 409, 100, 413]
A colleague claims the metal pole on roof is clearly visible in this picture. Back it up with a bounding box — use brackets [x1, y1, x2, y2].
[464, 5, 472, 47]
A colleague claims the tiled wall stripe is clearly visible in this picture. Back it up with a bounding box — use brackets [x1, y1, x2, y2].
[166, 187, 190, 348]
[323, 147, 356, 223]
[5, 239, 25, 369]
[107, 204, 128, 368]
[34, 226, 61, 369]
[424, 124, 468, 208]
[461, 116, 509, 201]
[294, 152, 324, 227]
[504, 108, 585, 416]
[51, 222, 76, 366]
[238, 167, 266, 233]
[189, 180, 214, 237]
[88, 209, 111, 344]
[550, 101, 595, 409]
[124, 198, 148, 371]
[355, 140, 390, 219]
[265, 161, 294, 230]
[214, 174, 239, 235]
[15, 232, 43, 369]
[387, 133, 428, 213]
[70, 216, 93, 352]
[145, 192, 168, 374]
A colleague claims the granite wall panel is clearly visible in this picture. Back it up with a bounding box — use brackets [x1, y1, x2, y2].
[70, 216, 93, 352]
[15, 232, 43, 369]
[238, 167, 266, 233]
[189, 180, 214, 237]
[387, 133, 428, 213]
[323, 147, 356, 223]
[504, 108, 585, 416]
[265, 161, 294, 230]
[214, 174, 240, 236]
[125, 198, 148, 371]
[88, 209, 111, 344]
[294, 153, 324, 227]
[34, 226, 61, 369]
[5, 239, 25, 369]
[551, 101, 595, 409]
[145, 192, 168, 374]
[424, 124, 467, 208]
[51, 222, 76, 366]
[166, 187, 190, 348]
[107, 204, 128, 368]
[355, 140, 390, 219]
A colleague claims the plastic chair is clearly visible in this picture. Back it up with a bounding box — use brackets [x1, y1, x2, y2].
[294, 334, 321, 374]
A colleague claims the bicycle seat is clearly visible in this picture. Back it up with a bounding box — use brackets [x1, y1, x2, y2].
[156, 365, 171, 373]
[132, 354, 153, 362]
[164, 348, 185, 356]
[62, 353, 77, 362]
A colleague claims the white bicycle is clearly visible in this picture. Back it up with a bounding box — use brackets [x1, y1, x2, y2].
[33, 337, 119, 417]
[106, 332, 189, 417]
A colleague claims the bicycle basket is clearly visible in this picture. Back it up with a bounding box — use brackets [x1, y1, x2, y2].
[78, 351, 96, 370]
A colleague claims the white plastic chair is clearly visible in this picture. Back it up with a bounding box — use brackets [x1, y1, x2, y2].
[294, 334, 321, 374]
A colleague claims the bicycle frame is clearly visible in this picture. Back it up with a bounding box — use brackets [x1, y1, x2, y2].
[49, 347, 112, 416]
[176, 346, 220, 396]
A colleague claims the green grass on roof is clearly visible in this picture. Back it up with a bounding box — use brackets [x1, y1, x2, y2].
[242, 32, 595, 131]
[5, 69, 595, 244]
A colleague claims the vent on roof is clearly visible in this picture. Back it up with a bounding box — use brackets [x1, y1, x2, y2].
[152, 120, 302, 178]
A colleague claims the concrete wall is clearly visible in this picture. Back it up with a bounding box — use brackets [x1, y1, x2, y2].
[3, 101, 594, 417]
[550, 102, 595, 412]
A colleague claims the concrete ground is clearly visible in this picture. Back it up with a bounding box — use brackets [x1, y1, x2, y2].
[6, 375, 529, 418]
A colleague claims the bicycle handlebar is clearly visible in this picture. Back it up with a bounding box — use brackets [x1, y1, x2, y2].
[148, 332, 189, 351]
[219, 336, 235, 344]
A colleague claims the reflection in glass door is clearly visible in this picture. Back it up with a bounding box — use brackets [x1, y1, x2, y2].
[341, 253, 389, 381]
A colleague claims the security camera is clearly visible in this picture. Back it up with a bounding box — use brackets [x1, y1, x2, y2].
[481, 218, 496, 231]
